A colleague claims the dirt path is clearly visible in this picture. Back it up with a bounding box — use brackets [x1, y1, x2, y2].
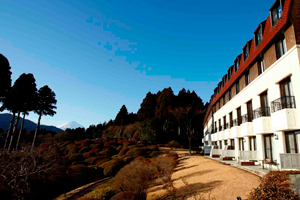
[147, 151, 261, 200]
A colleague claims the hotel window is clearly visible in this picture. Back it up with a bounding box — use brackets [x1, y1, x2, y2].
[230, 139, 235, 149]
[243, 44, 250, 61]
[247, 100, 253, 122]
[236, 82, 240, 94]
[228, 90, 232, 100]
[235, 58, 240, 72]
[275, 36, 287, 59]
[260, 91, 270, 116]
[255, 25, 263, 46]
[219, 141, 222, 149]
[249, 136, 257, 151]
[280, 77, 291, 97]
[264, 134, 275, 162]
[258, 57, 265, 75]
[285, 131, 300, 153]
[223, 95, 226, 105]
[229, 112, 233, 127]
[271, 0, 284, 26]
[223, 116, 226, 129]
[237, 107, 242, 125]
[245, 70, 250, 86]
[239, 138, 244, 151]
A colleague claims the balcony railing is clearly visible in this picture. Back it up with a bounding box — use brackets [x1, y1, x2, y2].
[271, 96, 296, 113]
[280, 153, 300, 169]
[239, 151, 259, 161]
[225, 123, 229, 130]
[253, 107, 271, 119]
[219, 126, 224, 131]
[232, 118, 242, 126]
[242, 113, 253, 123]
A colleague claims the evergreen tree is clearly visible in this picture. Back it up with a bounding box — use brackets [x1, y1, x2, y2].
[114, 105, 129, 126]
[15, 74, 38, 150]
[0, 54, 12, 103]
[137, 92, 157, 121]
[5, 74, 38, 151]
[155, 87, 174, 119]
[32, 86, 57, 151]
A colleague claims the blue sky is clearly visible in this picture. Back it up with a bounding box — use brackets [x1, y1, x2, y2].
[0, 0, 275, 128]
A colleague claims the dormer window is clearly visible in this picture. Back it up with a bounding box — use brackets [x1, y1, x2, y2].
[234, 57, 240, 72]
[271, 0, 284, 26]
[228, 67, 232, 81]
[275, 36, 287, 59]
[243, 44, 250, 61]
[255, 25, 263, 46]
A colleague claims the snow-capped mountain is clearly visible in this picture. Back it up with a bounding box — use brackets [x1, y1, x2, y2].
[57, 121, 85, 130]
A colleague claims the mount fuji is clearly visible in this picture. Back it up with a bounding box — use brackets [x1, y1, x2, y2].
[57, 121, 85, 130]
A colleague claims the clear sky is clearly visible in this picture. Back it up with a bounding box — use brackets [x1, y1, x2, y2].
[0, 0, 275, 128]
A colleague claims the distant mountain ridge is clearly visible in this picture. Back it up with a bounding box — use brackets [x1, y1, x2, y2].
[0, 113, 63, 133]
[57, 121, 85, 130]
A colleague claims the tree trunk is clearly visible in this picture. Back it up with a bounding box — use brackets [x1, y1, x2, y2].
[8, 111, 21, 152]
[31, 114, 41, 152]
[189, 136, 192, 155]
[4, 112, 15, 149]
[16, 112, 26, 151]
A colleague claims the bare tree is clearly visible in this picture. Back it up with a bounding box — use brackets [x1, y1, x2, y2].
[0, 146, 58, 199]
[169, 106, 204, 155]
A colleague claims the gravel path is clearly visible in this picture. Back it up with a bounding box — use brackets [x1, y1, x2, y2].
[147, 151, 261, 200]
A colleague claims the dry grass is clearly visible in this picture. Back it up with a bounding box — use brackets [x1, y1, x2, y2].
[147, 150, 261, 200]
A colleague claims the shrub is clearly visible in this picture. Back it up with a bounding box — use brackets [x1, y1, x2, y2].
[112, 159, 156, 198]
[248, 171, 300, 200]
[149, 151, 161, 158]
[148, 145, 159, 151]
[165, 140, 180, 148]
[79, 180, 116, 200]
[82, 151, 96, 159]
[125, 147, 149, 158]
[123, 156, 134, 164]
[152, 154, 177, 184]
[95, 158, 111, 166]
[79, 147, 90, 154]
[118, 147, 129, 156]
[85, 157, 99, 164]
[116, 145, 123, 152]
[100, 159, 125, 176]
[69, 154, 83, 162]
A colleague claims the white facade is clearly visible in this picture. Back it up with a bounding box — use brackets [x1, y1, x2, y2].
[205, 45, 300, 169]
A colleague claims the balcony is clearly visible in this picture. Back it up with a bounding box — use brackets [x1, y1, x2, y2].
[241, 114, 254, 136]
[271, 96, 296, 113]
[253, 107, 271, 119]
[231, 118, 241, 138]
[280, 153, 300, 170]
[232, 118, 242, 127]
[242, 113, 253, 123]
[271, 96, 300, 131]
[239, 151, 259, 161]
[219, 125, 224, 132]
[224, 125, 232, 139]
[253, 107, 272, 134]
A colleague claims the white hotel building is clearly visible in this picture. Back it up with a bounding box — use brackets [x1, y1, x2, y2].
[202, 0, 300, 170]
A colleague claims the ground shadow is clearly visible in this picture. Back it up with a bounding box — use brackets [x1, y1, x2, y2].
[156, 180, 222, 200]
[173, 164, 198, 172]
[172, 169, 214, 182]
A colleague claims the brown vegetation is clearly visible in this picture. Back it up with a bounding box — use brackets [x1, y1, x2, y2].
[248, 171, 300, 200]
